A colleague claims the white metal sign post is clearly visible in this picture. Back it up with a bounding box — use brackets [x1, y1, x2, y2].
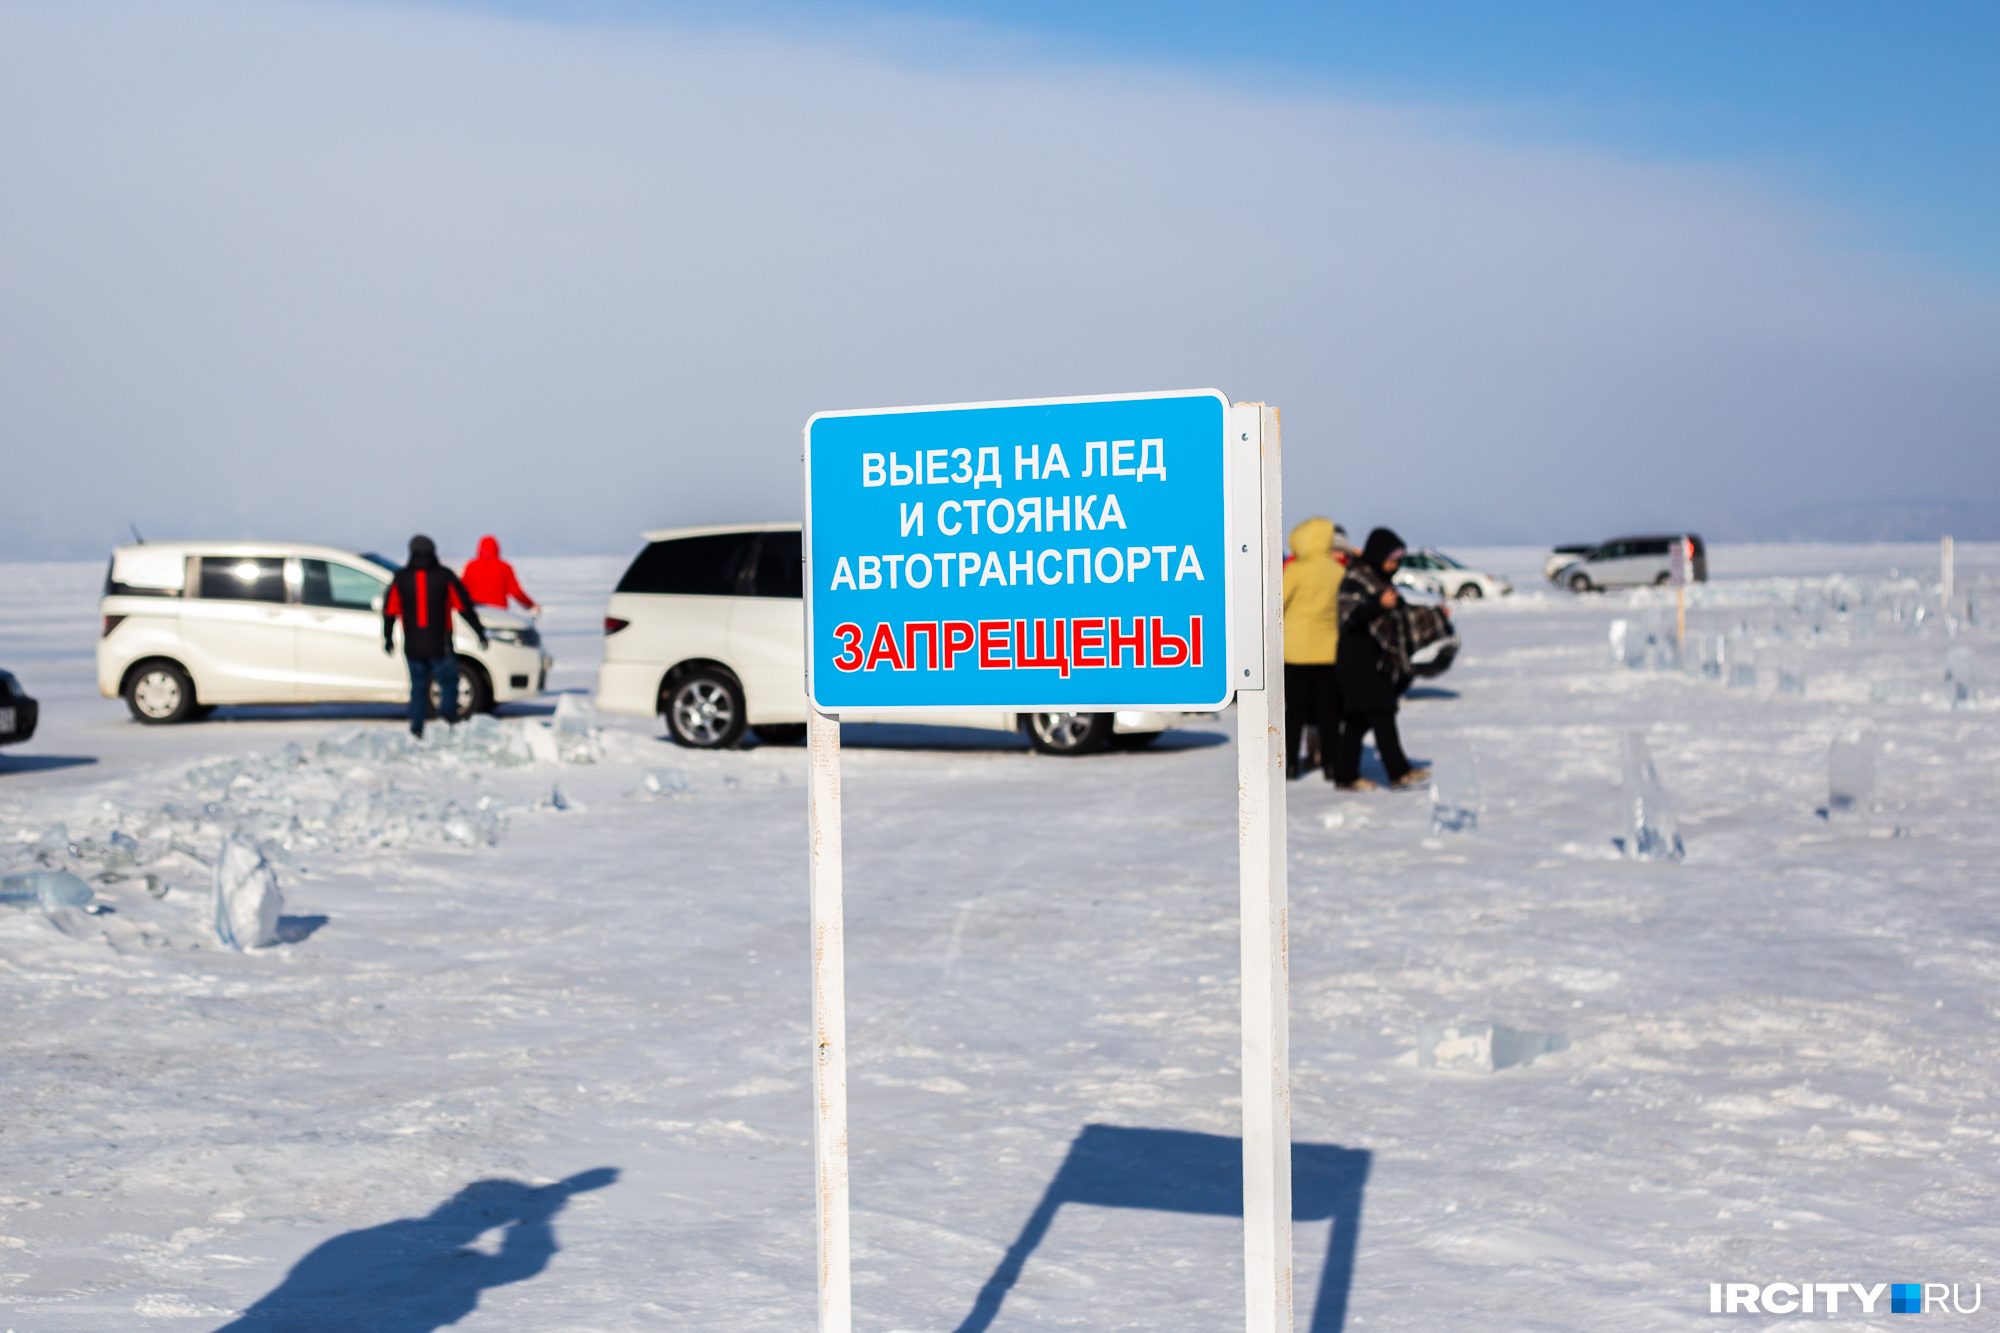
[802, 391, 1288, 1332]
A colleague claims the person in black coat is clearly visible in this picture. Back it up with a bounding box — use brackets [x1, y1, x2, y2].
[382, 534, 487, 737]
[1332, 527, 1449, 789]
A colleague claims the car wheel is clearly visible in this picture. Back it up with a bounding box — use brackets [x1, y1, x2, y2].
[429, 657, 492, 719]
[1568, 572, 1594, 593]
[665, 671, 747, 748]
[1655, 571, 1672, 585]
[1022, 711, 1114, 755]
[751, 723, 808, 746]
[1454, 581, 1483, 599]
[125, 661, 197, 725]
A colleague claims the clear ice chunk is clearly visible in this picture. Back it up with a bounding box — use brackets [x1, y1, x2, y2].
[213, 835, 283, 950]
[1416, 1023, 1569, 1073]
[1827, 731, 1877, 814]
[555, 695, 596, 736]
[1945, 646, 1977, 709]
[0, 869, 94, 910]
[1725, 629, 1756, 689]
[644, 768, 692, 797]
[1776, 645, 1806, 696]
[1428, 745, 1480, 834]
[1621, 732, 1684, 862]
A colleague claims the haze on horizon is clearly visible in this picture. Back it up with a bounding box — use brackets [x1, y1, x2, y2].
[2, 0, 1996, 563]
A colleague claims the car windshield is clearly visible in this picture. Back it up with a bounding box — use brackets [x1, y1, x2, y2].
[1432, 551, 1465, 569]
[359, 552, 400, 573]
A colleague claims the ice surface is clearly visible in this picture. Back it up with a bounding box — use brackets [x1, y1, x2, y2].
[1827, 731, 1877, 814]
[1621, 731, 1685, 862]
[1415, 1024, 1569, 1073]
[3, 544, 1999, 1332]
[212, 834, 283, 950]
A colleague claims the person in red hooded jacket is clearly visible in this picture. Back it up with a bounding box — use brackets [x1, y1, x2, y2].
[460, 535, 538, 613]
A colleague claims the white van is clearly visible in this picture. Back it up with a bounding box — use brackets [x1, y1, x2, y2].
[97, 542, 550, 724]
[594, 523, 1200, 754]
[1550, 534, 1708, 592]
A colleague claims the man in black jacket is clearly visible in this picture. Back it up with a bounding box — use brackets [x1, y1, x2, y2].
[1333, 527, 1449, 790]
[382, 534, 487, 736]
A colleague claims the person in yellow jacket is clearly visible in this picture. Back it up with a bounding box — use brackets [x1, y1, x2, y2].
[1282, 516, 1345, 780]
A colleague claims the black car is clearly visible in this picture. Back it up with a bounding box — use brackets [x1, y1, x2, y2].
[0, 670, 38, 746]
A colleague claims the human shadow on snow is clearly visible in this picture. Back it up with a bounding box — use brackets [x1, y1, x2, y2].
[0, 753, 97, 775]
[953, 1125, 1369, 1333]
[213, 1168, 617, 1332]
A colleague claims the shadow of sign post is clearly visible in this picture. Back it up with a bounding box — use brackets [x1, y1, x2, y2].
[954, 1126, 1369, 1333]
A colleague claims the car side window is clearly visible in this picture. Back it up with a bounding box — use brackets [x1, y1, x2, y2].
[196, 557, 286, 603]
[302, 559, 387, 610]
[1633, 539, 1671, 557]
[751, 530, 803, 599]
[1591, 542, 1624, 562]
[616, 534, 755, 595]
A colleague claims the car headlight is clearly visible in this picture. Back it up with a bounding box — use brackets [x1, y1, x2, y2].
[487, 627, 540, 647]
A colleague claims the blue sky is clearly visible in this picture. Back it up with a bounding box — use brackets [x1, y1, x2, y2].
[449, 0, 2000, 277]
[3, 0, 1995, 557]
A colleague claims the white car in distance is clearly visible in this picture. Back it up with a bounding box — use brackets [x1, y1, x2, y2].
[97, 542, 550, 724]
[595, 522, 1202, 754]
[1391, 548, 1512, 600]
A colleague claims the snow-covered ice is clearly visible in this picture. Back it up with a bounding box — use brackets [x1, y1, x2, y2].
[0, 544, 1995, 1330]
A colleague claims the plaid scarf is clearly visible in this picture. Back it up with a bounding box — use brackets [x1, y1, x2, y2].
[1339, 561, 1453, 680]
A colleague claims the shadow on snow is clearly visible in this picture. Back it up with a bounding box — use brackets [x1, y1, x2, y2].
[213, 1168, 617, 1332]
[954, 1125, 1368, 1333]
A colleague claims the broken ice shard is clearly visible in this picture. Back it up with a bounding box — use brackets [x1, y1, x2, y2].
[1416, 1024, 1569, 1073]
[0, 869, 94, 910]
[1429, 746, 1481, 834]
[1725, 630, 1756, 689]
[1621, 732, 1684, 862]
[1827, 731, 1877, 814]
[213, 835, 283, 950]
[1945, 646, 1977, 709]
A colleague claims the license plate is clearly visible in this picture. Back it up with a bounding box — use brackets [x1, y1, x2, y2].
[0, 708, 13, 733]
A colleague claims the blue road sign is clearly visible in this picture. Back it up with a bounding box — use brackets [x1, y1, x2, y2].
[804, 390, 1233, 712]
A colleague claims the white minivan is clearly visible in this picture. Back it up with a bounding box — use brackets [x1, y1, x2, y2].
[595, 523, 1202, 754]
[97, 542, 551, 724]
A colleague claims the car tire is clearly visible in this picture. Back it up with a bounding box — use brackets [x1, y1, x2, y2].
[1568, 572, 1594, 593]
[428, 657, 492, 720]
[1022, 711, 1114, 756]
[1110, 730, 1163, 751]
[665, 670, 748, 749]
[124, 660, 197, 725]
[1454, 582, 1484, 599]
[751, 723, 808, 746]
[1654, 571, 1672, 586]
